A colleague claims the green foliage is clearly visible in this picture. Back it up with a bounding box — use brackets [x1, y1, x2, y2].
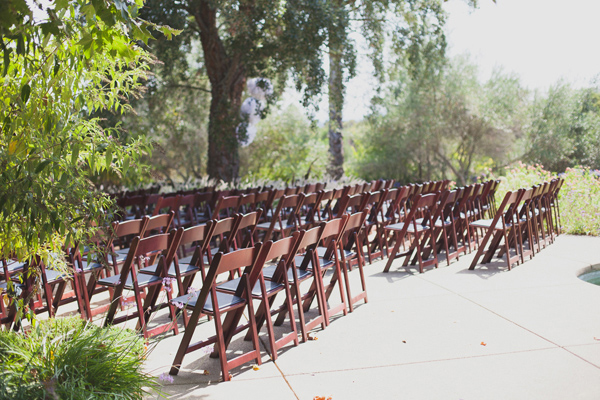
[493, 163, 600, 236]
[493, 162, 553, 194]
[525, 82, 600, 172]
[240, 105, 328, 182]
[0, 316, 156, 399]
[558, 167, 600, 236]
[353, 55, 528, 185]
[0, 1, 168, 261]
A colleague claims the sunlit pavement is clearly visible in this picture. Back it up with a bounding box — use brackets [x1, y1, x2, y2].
[143, 235, 600, 399]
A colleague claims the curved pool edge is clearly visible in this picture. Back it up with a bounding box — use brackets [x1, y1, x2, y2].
[577, 264, 600, 285]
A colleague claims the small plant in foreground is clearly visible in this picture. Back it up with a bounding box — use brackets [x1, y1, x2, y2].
[0, 316, 159, 400]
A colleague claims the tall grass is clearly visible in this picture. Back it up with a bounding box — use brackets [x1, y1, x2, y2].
[0, 316, 158, 400]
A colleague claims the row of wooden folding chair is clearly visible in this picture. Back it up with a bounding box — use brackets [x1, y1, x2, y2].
[1, 251, 88, 329]
[168, 208, 370, 381]
[381, 181, 498, 274]
[469, 178, 563, 271]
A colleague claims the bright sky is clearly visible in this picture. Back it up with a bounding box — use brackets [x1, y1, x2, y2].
[444, 0, 600, 90]
[328, 0, 600, 122]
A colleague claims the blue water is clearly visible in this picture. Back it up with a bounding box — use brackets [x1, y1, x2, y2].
[579, 270, 600, 286]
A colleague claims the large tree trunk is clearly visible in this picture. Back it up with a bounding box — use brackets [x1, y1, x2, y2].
[206, 78, 245, 181]
[327, 26, 344, 179]
[190, 0, 245, 182]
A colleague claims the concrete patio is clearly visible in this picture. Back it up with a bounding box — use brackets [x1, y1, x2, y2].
[143, 234, 600, 399]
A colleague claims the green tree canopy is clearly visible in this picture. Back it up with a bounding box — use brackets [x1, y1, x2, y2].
[0, 0, 168, 262]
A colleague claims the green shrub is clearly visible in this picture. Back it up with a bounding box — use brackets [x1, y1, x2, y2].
[0, 317, 157, 400]
[493, 163, 600, 236]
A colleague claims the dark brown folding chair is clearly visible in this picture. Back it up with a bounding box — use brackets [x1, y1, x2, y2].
[116, 194, 146, 220]
[143, 211, 175, 238]
[533, 181, 553, 249]
[362, 190, 387, 263]
[383, 193, 441, 273]
[254, 194, 305, 242]
[99, 229, 183, 339]
[236, 193, 256, 214]
[169, 244, 265, 381]
[177, 194, 197, 228]
[153, 195, 181, 218]
[268, 223, 328, 342]
[509, 187, 536, 262]
[405, 192, 442, 273]
[316, 189, 336, 222]
[334, 192, 371, 218]
[230, 210, 264, 251]
[469, 189, 525, 271]
[194, 192, 214, 224]
[139, 223, 212, 298]
[212, 195, 242, 220]
[336, 209, 370, 312]
[433, 189, 467, 265]
[143, 194, 163, 216]
[217, 232, 304, 360]
[308, 216, 350, 325]
[108, 217, 149, 275]
[550, 178, 564, 235]
[455, 185, 478, 252]
[298, 191, 324, 230]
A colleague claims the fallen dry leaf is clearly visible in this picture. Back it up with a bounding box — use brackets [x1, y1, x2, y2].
[252, 365, 260, 371]
[480, 341, 487, 346]
[203, 370, 210, 376]
[308, 332, 318, 341]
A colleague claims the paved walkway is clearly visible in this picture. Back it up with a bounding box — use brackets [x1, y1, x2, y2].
[144, 235, 600, 399]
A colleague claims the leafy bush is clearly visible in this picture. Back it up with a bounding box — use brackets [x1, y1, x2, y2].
[0, 317, 157, 400]
[494, 163, 600, 236]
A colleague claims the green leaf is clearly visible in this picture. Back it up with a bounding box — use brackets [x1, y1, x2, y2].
[35, 160, 51, 174]
[16, 34, 25, 55]
[53, 57, 60, 76]
[122, 156, 129, 173]
[71, 145, 80, 165]
[20, 83, 30, 104]
[3, 46, 12, 76]
[105, 147, 113, 168]
[55, 0, 69, 11]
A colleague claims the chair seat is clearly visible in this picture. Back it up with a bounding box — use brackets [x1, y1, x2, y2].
[171, 291, 245, 313]
[109, 252, 128, 264]
[470, 219, 512, 229]
[179, 254, 194, 264]
[217, 277, 283, 297]
[139, 262, 201, 278]
[294, 253, 334, 270]
[79, 259, 105, 272]
[376, 215, 393, 224]
[263, 264, 312, 282]
[256, 222, 296, 232]
[4, 260, 25, 274]
[45, 269, 71, 283]
[407, 224, 429, 233]
[434, 219, 452, 228]
[459, 211, 478, 219]
[386, 222, 407, 231]
[97, 273, 162, 289]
